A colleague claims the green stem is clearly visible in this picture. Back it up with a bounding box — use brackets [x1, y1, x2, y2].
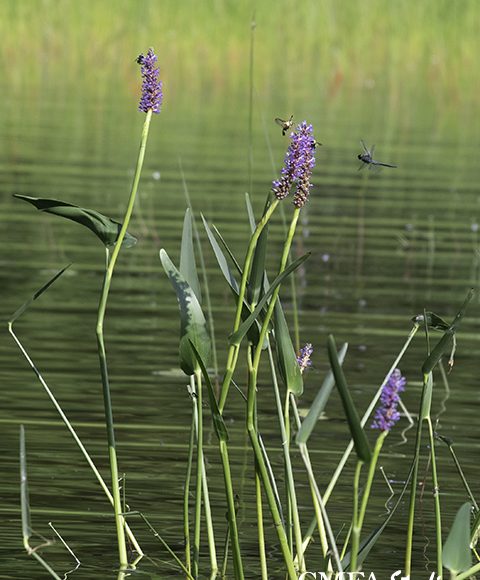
[290, 396, 330, 561]
[252, 208, 300, 372]
[405, 374, 428, 576]
[247, 362, 297, 579]
[351, 432, 387, 570]
[184, 384, 196, 573]
[255, 463, 268, 580]
[426, 417, 443, 576]
[95, 109, 153, 565]
[218, 439, 244, 580]
[268, 341, 305, 571]
[193, 371, 203, 578]
[218, 199, 279, 412]
[350, 461, 363, 572]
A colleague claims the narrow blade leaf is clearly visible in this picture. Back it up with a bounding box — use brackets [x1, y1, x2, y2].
[13, 194, 137, 248]
[160, 249, 211, 376]
[201, 215, 240, 294]
[245, 194, 268, 305]
[443, 502, 472, 573]
[296, 343, 348, 445]
[228, 252, 311, 347]
[189, 340, 228, 443]
[273, 300, 303, 396]
[327, 334, 371, 464]
[9, 264, 71, 324]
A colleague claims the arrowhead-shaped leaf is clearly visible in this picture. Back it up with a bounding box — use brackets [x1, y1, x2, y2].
[160, 249, 211, 376]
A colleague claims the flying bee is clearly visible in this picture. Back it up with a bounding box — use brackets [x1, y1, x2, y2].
[275, 115, 294, 136]
[311, 140, 323, 149]
[135, 54, 145, 65]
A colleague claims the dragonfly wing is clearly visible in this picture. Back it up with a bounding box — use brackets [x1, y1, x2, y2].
[360, 139, 369, 154]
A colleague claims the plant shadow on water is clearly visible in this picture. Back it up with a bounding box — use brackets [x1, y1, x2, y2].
[3, 9, 480, 580]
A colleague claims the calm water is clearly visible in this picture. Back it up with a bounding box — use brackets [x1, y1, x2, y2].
[1, 84, 480, 580]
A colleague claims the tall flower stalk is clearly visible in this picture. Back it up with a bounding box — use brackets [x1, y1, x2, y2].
[241, 121, 317, 577]
[96, 48, 162, 565]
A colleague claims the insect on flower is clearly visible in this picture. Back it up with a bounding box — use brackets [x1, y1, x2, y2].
[275, 115, 294, 136]
[135, 54, 145, 65]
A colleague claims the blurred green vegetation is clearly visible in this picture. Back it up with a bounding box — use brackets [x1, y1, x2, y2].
[1, 0, 479, 110]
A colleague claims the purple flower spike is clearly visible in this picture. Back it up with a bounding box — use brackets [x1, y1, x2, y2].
[138, 48, 163, 114]
[371, 369, 407, 432]
[297, 343, 313, 374]
[272, 121, 317, 207]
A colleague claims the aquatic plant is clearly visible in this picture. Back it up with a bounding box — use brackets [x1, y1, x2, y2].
[9, 41, 480, 580]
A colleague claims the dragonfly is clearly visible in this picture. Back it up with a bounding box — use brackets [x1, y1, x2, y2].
[275, 115, 294, 136]
[358, 140, 397, 170]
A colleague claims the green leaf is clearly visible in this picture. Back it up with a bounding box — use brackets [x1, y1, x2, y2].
[296, 342, 348, 445]
[180, 209, 202, 304]
[443, 502, 472, 573]
[422, 332, 454, 375]
[327, 334, 371, 464]
[13, 194, 137, 248]
[188, 340, 228, 443]
[245, 194, 268, 306]
[201, 215, 240, 294]
[9, 264, 71, 324]
[160, 249, 211, 376]
[273, 300, 303, 396]
[228, 252, 311, 347]
[201, 216, 262, 346]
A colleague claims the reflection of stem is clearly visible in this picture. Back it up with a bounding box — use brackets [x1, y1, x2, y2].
[9, 324, 142, 554]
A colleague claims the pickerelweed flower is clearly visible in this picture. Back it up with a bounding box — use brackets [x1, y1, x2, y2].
[138, 48, 163, 114]
[371, 368, 407, 432]
[297, 343, 313, 373]
[272, 121, 316, 207]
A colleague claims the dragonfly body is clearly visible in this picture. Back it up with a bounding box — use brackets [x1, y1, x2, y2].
[358, 140, 397, 169]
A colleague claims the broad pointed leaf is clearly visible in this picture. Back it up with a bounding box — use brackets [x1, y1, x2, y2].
[13, 194, 137, 248]
[443, 502, 472, 573]
[160, 249, 211, 376]
[180, 209, 202, 304]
